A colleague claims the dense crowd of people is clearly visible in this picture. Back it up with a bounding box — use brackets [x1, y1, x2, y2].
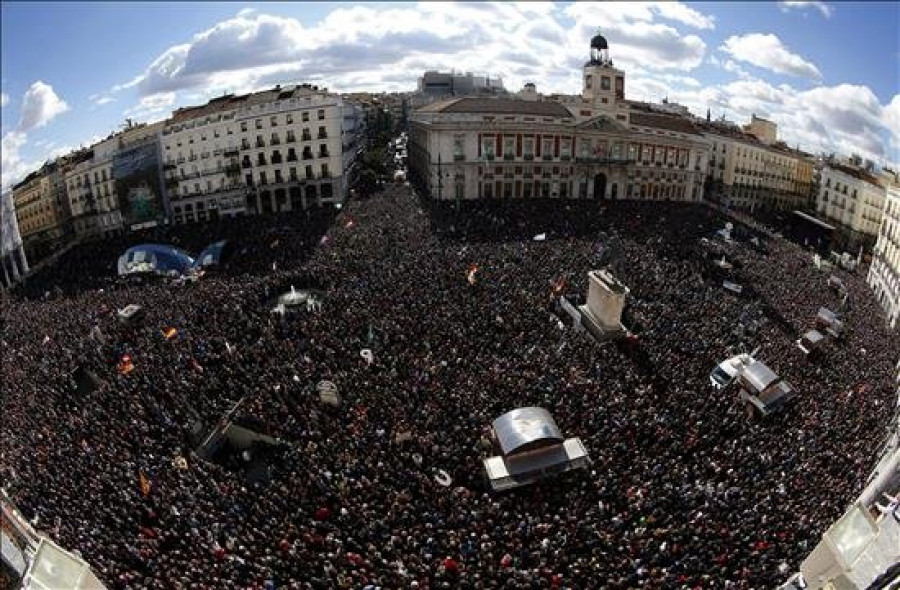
[1, 182, 897, 589]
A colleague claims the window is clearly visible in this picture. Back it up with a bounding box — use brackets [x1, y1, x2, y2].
[321, 163, 329, 177]
[455, 183, 465, 200]
[580, 139, 591, 157]
[504, 137, 515, 158]
[483, 182, 493, 198]
[317, 109, 325, 120]
[585, 75, 592, 89]
[255, 119, 263, 130]
[601, 76, 611, 90]
[286, 114, 293, 124]
[302, 111, 309, 122]
[241, 122, 248, 132]
[305, 165, 314, 179]
[270, 116, 278, 127]
[503, 182, 512, 198]
[453, 134, 465, 158]
[542, 138, 553, 158]
[560, 139, 571, 158]
[523, 138, 534, 157]
[482, 137, 495, 158]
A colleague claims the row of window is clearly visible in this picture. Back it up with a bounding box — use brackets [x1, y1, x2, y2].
[464, 134, 696, 167]
[472, 179, 693, 201]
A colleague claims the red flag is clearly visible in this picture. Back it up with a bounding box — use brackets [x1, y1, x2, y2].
[118, 354, 135, 375]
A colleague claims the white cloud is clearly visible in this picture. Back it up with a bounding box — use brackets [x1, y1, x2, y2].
[123, 92, 176, 120]
[1, 131, 36, 189]
[17, 81, 69, 132]
[721, 33, 822, 80]
[0, 93, 8, 108]
[89, 93, 116, 106]
[779, 1, 833, 18]
[661, 75, 896, 166]
[109, 2, 715, 103]
[655, 2, 716, 29]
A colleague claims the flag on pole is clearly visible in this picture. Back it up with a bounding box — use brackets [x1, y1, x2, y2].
[345, 218, 356, 229]
[467, 264, 479, 286]
[270, 239, 280, 249]
[319, 235, 330, 246]
[191, 358, 204, 374]
[42, 335, 51, 346]
[162, 327, 178, 340]
[139, 471, 151, 497]
[225, 341, 235, 355]
[118, 354, 135, 375]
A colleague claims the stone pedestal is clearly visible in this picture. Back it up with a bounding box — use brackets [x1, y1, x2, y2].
[579, 269, 629, 340]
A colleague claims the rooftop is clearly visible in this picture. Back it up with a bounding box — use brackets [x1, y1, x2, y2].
[417, 97, 572, 117]
[629, 112, 702, 136]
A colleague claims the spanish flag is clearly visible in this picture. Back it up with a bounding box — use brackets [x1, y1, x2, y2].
[139, 471, 151, 497]
[467, 264, 479, 286]
[162, 327, 178, 340]
[118, 354, 135, 375]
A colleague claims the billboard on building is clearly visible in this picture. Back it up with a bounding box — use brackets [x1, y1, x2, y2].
[112, 140, 165, 229]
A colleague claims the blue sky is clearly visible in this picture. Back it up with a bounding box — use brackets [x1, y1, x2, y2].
[2, 1, 898, 188]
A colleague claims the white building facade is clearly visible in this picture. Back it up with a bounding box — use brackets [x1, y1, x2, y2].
[868, 182, 900, 329]
[64, 138, 123, 240]
[409, 32, 709, 204]
[162, 85, 364, 224]
[816, 162, 886, 250]
[1, 189, 28, 288]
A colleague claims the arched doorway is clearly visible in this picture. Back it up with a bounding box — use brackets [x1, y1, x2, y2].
[593, 173, 607, 199]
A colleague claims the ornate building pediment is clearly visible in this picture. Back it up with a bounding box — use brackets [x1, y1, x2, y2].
[576, 115, 628, 133]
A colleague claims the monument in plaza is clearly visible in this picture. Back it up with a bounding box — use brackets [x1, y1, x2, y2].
[578, 269, 629, 340]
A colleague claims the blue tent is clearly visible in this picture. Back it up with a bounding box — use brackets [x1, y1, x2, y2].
[118, 244, 195, 276]
[193, 240, 234, 269]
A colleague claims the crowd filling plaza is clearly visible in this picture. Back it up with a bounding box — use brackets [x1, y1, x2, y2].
[1, 174, 898, 588]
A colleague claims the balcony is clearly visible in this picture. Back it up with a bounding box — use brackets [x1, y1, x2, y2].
[503, 153, 514, 161]
[286, 135, 296, 144]
[257, 157, 267, 166]
[256, 140, 266, 149]
[560, 155, 571, 161]
[271, 137, 281, 146]
[303, 152, 314, 160]
[542, 154, 552, 161]
[524, 154, 534, 161]
[242, 160, 252, 169]
[318, 151, 330, 158]
[225, 163, 241, 177]
[454, 154, 465, 162]
[302, 133, 312, 142]
[224, 148, 239, 157]
[318, 131, 328, 139]
[287, 153, 298, 162]
[485, 153, 495, 161]
[177, 157, 186, 164]
[188, 155, 198, 162]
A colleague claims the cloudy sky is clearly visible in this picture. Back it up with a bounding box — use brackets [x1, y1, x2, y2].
[2, 1, 898, 188]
